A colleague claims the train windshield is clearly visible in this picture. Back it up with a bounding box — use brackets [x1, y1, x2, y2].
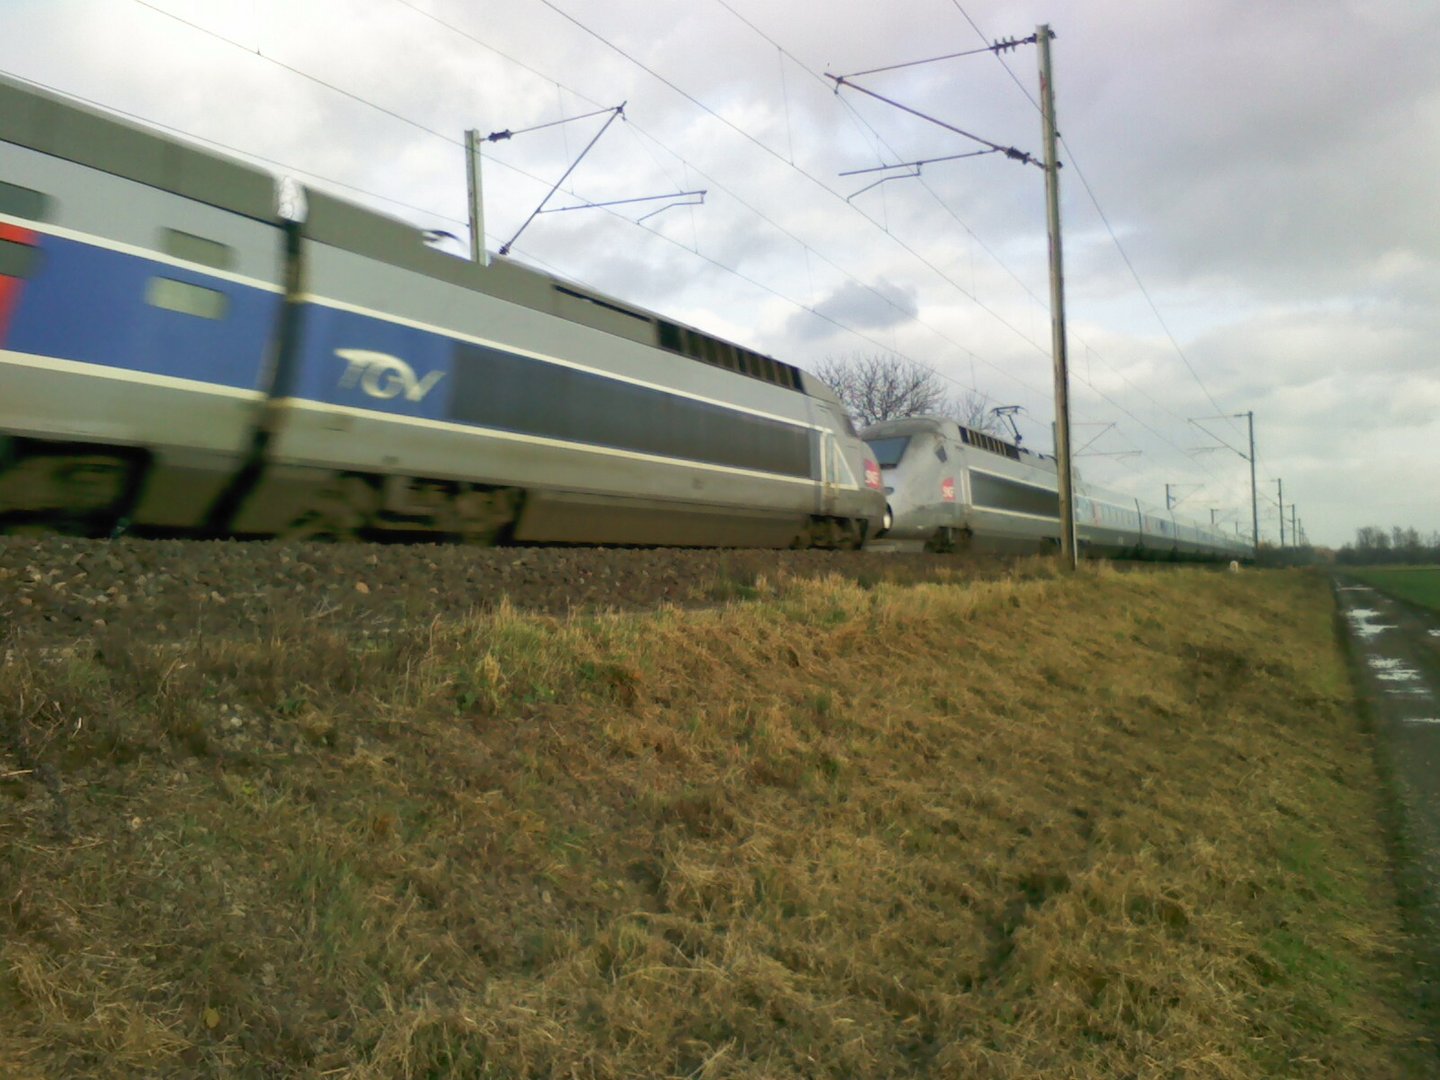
[865, 436, 910, 469]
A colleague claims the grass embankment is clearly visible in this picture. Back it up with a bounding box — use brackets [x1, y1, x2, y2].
[1, 563, 1430, 1077]
[1343, 565, 1440, 614]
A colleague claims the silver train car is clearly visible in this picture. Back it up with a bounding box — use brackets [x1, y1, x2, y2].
[0, 74, 884, 547]
[863, 416, 1252, 561]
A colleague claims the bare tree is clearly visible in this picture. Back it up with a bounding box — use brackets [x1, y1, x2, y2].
[813, 354, 946, 427]
[954, 389, 997, 433]
[814, 353, 999, 434]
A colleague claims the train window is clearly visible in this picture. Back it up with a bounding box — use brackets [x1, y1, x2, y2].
[0, 181, 50, 221]
[553, 284, 651, 323]
[866, 436, 910, 469]
[658, 321, 683, 353]
[0, 238, 40, 279]
[160, 229, 234, 271]
[145, 277, 228, 320]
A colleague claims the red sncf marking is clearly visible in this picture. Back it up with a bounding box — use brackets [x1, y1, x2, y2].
[0, 224, 38, 345]
[863, 459, 882, 489]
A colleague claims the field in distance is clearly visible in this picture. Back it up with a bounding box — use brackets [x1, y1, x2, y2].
[1, 562, 1432, 1077]
[1342, 565, 1440, 614]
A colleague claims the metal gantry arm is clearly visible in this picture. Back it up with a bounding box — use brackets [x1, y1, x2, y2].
[1188, 411, 1258, 548]
[839, 149, 1001, 201]
[482, 102, 708, 256]
[824, 75, 1043, 169]
[498, 104, 626, 256]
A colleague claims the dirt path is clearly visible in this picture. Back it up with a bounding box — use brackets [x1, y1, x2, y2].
[1334, 576, 1440, 1026]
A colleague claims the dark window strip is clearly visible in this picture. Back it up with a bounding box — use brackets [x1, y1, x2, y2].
[0, 180, 49, 222]
[970, 472, 1060, 519]
[553, 284, 652, 323]
[449, 342, 814, 478]
[654, 319, 802, 391]
[0, 237, 40, 279]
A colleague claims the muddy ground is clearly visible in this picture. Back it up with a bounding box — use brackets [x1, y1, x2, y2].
[1335, 576, 1440, 1029]
[0, 537, 985, 649]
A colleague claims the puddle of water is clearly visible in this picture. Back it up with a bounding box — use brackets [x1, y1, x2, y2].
[1369, 657, 1419, 679]
[1337, 585, 1375, 592]
[1347, 609, 1397, 639]
[1430, 629, 1440, 638]
[1388, 687, 1435, 698]
[1403, 717, 1440, 725]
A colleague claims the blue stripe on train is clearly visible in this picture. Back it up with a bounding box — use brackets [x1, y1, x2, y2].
[285, 300, 817, 479]
[284, 301, 454, 420]
[5, 232, 281, 390]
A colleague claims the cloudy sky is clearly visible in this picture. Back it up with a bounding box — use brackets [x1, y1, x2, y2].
[3, 0, 1435, 548]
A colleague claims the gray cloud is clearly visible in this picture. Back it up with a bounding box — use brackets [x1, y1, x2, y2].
[786, 277, 920, 342]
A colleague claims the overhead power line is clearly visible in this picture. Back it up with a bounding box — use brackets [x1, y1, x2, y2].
[117, 0, 1242, 490]
[947, 0, 1244, 442]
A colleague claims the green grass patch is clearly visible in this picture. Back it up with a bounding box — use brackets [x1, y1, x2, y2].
[1345, 564, 1440, 613]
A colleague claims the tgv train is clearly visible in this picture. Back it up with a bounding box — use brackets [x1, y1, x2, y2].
[864, 416, 1252, 561]
[0, 74, 884, 548]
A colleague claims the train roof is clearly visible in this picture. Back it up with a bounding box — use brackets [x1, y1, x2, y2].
[0, 72, 276, 222]
[0, 71, 843, 406]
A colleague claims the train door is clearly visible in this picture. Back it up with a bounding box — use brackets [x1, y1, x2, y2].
[815, 406, 859, 517]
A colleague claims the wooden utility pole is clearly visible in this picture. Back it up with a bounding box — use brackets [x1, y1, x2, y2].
[1276, 478, 1285, 546]
[1037, 25, 1076, 570]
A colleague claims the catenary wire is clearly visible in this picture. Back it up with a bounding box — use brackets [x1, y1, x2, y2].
[121, 0, 1238, 488]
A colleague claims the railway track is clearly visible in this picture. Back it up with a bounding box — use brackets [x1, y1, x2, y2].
[0, 536, 980, 650]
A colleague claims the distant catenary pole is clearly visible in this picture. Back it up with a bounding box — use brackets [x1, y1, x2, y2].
[1277, 478, 1285, 547]
[1244, 411, 1257, 552]
[465, 129, 489, 266]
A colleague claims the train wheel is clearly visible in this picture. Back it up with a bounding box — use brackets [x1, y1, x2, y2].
[279, 474, 378, 542]
[0, 448, 143, 537]
[446, 486, 522, 545]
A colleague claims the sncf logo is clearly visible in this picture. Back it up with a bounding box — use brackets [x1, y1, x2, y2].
[336, 349, 445, 402]
[863, 460, 883, 490]
[941, 477, 956, 502]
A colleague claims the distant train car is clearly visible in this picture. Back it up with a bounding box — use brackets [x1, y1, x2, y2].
[0, 73, 884, 548]
[863, 415, 1250, 561]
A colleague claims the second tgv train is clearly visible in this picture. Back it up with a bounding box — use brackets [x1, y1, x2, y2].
[0, 73, 885, 547]
[864, 415, 1252, 561]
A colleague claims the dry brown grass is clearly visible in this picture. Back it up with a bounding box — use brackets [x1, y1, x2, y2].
[0, 563, 1430, 1077]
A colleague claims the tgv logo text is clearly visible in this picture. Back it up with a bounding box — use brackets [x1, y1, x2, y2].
[336, 349, 445, 402]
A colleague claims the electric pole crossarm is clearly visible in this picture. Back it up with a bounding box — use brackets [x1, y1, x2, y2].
[484, 105, 623, 143]
[1071, 421, 1116, 457]
[839, 148, 1001, 177]
[537, 190, 707, 216]
[1186, 417, 1249, 461]
[823, 76, 1044, 168]
[498, 103, 626, 256]
[833, 35, 1039, 81]
[1188, 412, 1258, 551]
